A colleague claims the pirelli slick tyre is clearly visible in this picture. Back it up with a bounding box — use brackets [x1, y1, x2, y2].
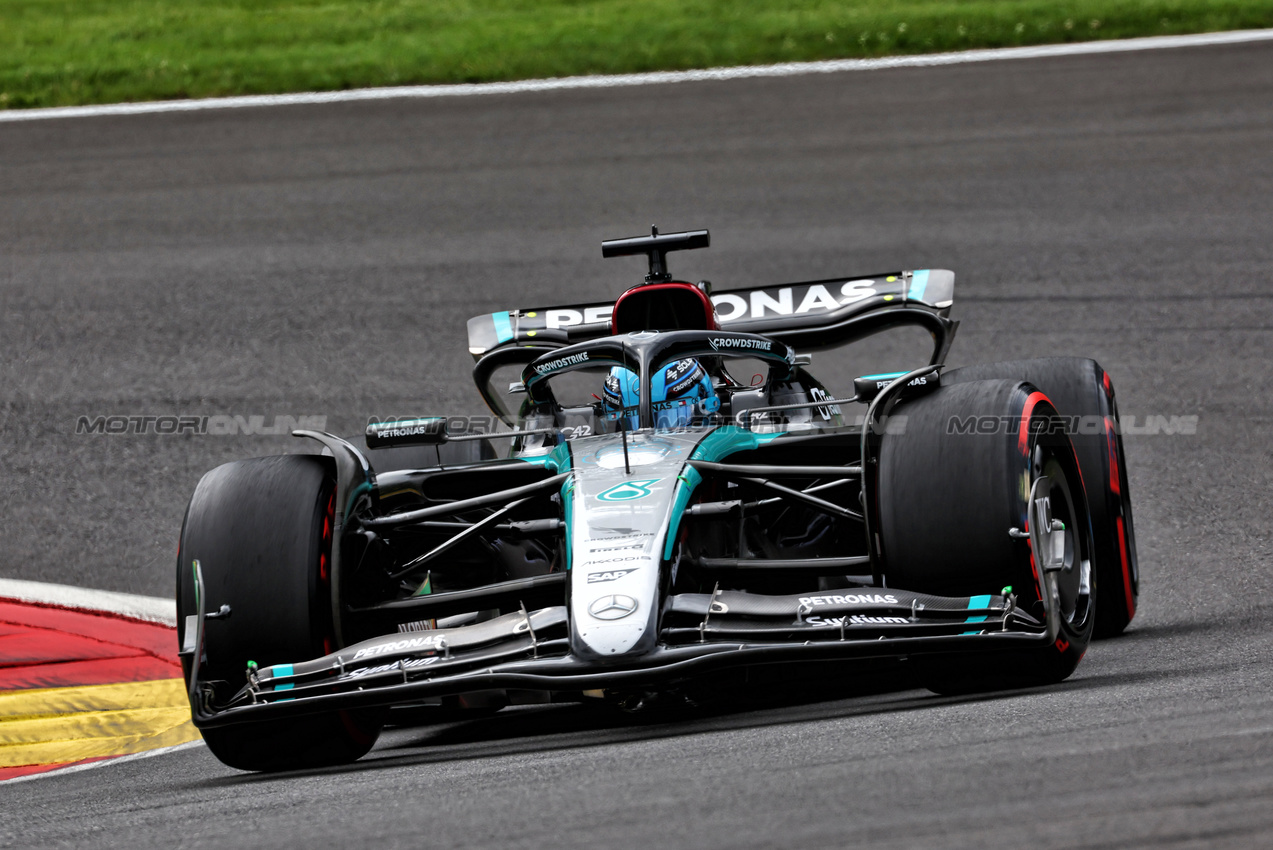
[176, 455, 384, 772]
[878, 379, 1096, 694]
[944, 358, 1138, 637]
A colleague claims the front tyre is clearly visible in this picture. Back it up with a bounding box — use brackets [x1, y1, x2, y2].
[944, 358, 1138, 636]
[878, 379, 1096, 693]
[176, 455, 383, 771]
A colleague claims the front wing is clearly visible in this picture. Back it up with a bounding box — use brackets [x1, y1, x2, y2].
[186, 583, 1057, 728]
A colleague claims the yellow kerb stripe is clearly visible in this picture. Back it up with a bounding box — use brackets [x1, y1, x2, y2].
[0, 679, 201, 768]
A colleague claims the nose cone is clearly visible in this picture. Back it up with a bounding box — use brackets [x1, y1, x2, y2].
[564, 432, 701, 661]
[576, 594, 645, 656]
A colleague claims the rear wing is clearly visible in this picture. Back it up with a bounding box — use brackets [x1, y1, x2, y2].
[467, 269, 954, 358]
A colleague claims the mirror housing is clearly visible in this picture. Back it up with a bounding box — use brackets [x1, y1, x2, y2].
[365, 417, 448, 449]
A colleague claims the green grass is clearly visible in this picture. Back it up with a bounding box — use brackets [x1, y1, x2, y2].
[2, 0, 1271, 109]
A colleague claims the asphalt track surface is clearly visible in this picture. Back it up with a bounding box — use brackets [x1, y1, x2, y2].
[2, 39, 1271, 849]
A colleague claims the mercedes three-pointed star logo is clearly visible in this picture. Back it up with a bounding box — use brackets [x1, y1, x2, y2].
[588, 594, 638, 620]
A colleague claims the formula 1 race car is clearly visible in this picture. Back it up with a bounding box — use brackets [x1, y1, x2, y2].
[176, 227, 1139, 771]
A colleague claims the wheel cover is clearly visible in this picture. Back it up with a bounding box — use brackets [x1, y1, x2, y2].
[1028, 451, 1094, 633]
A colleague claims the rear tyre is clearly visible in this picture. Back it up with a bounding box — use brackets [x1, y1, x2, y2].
[945, 358, 1138, 637]
[176, 454, 384, 771]
[878, 379, 1096, 694]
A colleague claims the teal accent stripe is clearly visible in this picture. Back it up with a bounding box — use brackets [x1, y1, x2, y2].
[492, 312, 514, 344]
[513, 445, 574, 568]
[664, 466, 704, 560]
[688, 426, 785, 463]
[273, 663, 294, 691]
[562, 480, 575, 571]
[512, 441, 573, 473]
[960, 593, 994, 634]
[859, 371, 907, 381]
[964, 594, 993, 624]
[548, 441, 573, 474]
[552, 442, 575, 570]
[908, 269, 930, 302]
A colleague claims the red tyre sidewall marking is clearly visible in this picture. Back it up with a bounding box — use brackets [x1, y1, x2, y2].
[1103, 416, 1136, 619]
[1019, 391, 1049, 607]
[1105, 417, 1121, 496]
[1017, 391, 1049, 456]
[1116, 516, 1135, 620]
[1018, 390, 1088, 651]
[320, 486, 336, 657]
[1019, 389, 1087, 514]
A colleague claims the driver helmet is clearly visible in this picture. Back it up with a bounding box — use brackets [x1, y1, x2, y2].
[602, 366, 640, 431]
[603, 358, 720, 430]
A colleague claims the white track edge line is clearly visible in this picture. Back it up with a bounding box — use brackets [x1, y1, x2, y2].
[2, 28, 1271, 123]
[1, 740, 206, 784]
[0, 578, 175, 626]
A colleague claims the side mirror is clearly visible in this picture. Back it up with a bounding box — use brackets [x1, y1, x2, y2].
[852, 368, 940, 402]
[365, 417, 448, 449]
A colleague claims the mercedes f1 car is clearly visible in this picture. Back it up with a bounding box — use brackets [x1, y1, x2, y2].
[177, 227, 1139, 771]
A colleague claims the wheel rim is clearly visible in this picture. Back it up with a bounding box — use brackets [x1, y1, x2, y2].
[1031, 450, 1094, 631]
